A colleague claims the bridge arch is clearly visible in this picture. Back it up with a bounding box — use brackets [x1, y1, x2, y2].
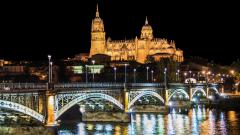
[0, 100, 45, 123]
[128, 91, 165, 109]
[191, 88, 207, 100]
[167, 89, 190, 102]
[56, 93, 124, 120]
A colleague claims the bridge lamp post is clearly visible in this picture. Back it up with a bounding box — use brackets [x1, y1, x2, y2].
[177, 69, 180, 82]
[133, 68, 136, 83]
[189, 70, 192, 78]
[124, 64, 127, 83]
[202, 71, 206, 83]
[114, 67, 117, 83]
[92, 60, 95, 82]
[164, 68, 167, 89]
[151, 70, 154, 82]
[85, 65, 88, 83]
[50, 62, 53, 84]
[146, 66, 149, 82]
[207, 71, 211, 84]
[48, 55, 51, 84]
[175, 72, 178, 82]
[197, 72, 200, 82]
[184, 72, 187, 83]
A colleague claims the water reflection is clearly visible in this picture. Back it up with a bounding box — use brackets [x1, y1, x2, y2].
[58, 106, 240, 135]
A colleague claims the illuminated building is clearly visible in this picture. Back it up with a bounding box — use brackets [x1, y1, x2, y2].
[89, 4, 184, 64]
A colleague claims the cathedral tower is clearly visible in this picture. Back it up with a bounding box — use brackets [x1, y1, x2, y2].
[136, 17, 153, 63]
[140, 16, 153, 39]
[90, 4, 106, 57]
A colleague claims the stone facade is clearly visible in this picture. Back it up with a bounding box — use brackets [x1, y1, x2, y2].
[89, 4, 184, 64]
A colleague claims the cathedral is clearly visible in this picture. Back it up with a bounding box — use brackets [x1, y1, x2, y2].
[89, 4, 184, 64]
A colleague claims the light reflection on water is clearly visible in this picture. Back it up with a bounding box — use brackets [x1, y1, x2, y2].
[58, 107, 240, 135]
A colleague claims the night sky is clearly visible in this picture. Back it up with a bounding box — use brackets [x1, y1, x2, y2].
[1, 1, 239, 65]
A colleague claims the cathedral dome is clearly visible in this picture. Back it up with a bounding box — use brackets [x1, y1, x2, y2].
[141, 16, 153, 39]
[142, 23, 153, 31]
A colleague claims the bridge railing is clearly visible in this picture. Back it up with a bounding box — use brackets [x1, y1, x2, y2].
[54, 82, 164, 89]
[54, 83, 124, 89]
[169, 83, 219, 87]
[126, 83, 164, 87]
[0, 83, 48, 91]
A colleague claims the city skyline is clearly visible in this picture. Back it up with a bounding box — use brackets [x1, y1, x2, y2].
[1, 1, 239, 65]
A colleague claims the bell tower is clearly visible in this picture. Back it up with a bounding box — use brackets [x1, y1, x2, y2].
[90, 4, 106, 57]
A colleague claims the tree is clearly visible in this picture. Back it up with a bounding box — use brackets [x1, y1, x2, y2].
[156, 58, 178, 82]
[231, 59, 240, 72]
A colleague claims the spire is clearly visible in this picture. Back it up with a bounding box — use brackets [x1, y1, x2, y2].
[145, 16, 148, 25]
[96, 4, 99, 17]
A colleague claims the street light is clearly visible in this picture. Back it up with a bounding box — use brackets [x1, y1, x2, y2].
[184, 72, 187, 83]
[85, 65, 88, 83]
[151, 70, 154, 82]
[177, 69, 180, 82]
[48, 55, 51, 84]
[197, 72, 200, 82]
[230, 70, 235, 76]
[50, 62, 53, 83]
[146, 66, 149, 82]
[114, 67, 117, 83]
[189, 70, 192, 78]
[164, 68, 167, 89]
[133, 68, 136, 83]
[92, 60, 95, 82]
[207, 71, 211, 83]
[124, 64, 127, 83]
[175, 72, 178, 82]
[202, 71, 206, 83]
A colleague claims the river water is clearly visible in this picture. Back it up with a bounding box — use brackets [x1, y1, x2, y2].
[58, 106, 240, 135]
[0, 106, 239, 134]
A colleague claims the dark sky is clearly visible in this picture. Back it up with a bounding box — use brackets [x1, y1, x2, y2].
[1, 1, 239, 65]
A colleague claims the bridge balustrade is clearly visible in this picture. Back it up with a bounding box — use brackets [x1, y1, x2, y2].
[54, 83, 124, 89]
[0, 83, 47, 90]
[127, 83, 164, 87]
[54, 83, 165, 89]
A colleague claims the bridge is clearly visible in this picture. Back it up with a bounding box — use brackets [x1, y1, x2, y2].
[0, 82, 222, 126]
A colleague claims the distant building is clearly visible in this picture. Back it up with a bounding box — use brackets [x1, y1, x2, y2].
[0, 59, 12, 67]
[29, 66, 47, 81]
[67, 65, 104, 74]
[73, 53, 89, 62]
[89, 4, 184, 64]
[2, 65, 25, 73]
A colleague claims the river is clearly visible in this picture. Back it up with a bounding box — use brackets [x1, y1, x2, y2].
[0, 106, 239, 135]
[57, 106, 240, 135]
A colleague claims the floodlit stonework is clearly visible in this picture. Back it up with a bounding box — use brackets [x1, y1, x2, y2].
[90, 4, 184, 63]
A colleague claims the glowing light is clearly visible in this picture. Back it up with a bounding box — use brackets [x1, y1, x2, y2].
[208, 96, 213, 100]
[192, 97, 197, 102]
[79, 105, 85, 113]
[86, 124, 94, 130]
[105, 124, 113, 131]
[95, 124, 103, 131]
[115, 125, 121, 132]
[168, 101, 173, 106]
[77, 123, 86, 135]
